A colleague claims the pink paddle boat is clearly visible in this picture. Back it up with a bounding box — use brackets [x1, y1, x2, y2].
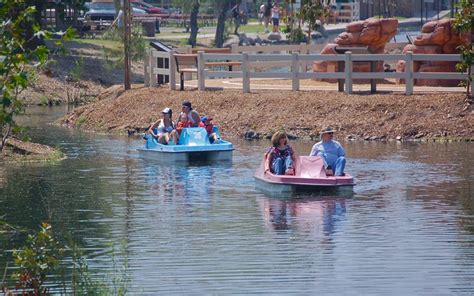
[254, 155, 355, 195]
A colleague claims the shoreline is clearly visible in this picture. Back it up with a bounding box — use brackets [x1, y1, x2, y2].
[1, 138, 66, 162]
[60, 85, 474, 142]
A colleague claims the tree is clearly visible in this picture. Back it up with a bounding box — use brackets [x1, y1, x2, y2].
[124, 0, 132, 90]
[453, 0, 473, 99]
[171, 0, 201, 46]
[0, 1, 73, 152]
[299, 0, 329, 44]
[189, 0, 200, 47]
[214, 0, 233, 48]
[0, 1, 48, 152]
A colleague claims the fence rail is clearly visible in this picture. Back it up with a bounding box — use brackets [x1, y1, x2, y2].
[144, 50, 472, 95]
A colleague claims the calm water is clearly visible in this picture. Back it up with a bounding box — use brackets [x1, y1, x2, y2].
[1, 106, 473, 295]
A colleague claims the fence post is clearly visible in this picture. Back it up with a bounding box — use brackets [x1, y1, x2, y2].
[242, 53, 250, 93]
[197, 51, 205, 91]
[405, 51, 413, 96]
[150, 50, 158, 87]
[144, 49, 150, 86]
[291, 53, 300, 91]
[344, 51, 353, 94]
[169, 50, 176, 90]
[300, 42, 308, 71]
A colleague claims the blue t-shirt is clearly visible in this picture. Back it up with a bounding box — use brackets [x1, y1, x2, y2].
[309, 140, 345, 165]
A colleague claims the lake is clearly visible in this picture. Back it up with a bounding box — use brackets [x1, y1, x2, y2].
[0, 106, 473, 294]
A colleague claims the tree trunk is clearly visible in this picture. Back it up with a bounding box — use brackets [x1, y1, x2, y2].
[123, 0, 131, 90]
[214, 1, 231, 48]
[188, 1, 200, 47]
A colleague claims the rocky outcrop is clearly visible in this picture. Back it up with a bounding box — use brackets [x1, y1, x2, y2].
[313, 18, 398, 79]
[396, 19, 470, 86]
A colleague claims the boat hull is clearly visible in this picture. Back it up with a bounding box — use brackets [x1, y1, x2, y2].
[137, 148, 233, 162]
[254, 155, 355, 196]
[138, 127, 233, 162]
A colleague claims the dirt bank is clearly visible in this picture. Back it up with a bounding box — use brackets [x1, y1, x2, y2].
[60, 85, 474, 141]
[1, 138, 65, 162]
[20, 40, 144, 106]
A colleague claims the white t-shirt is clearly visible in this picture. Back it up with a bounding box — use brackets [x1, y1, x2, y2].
[157, 120, 174, 134]
[271, 7, 279, 19]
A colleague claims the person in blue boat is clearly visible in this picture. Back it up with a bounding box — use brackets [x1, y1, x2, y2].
[181, 101, 201, 127]
[199, 116, 220, 144]
[265, 131, 296, 175]
[147, 107, 178, 145]
[309, 127, 346, 176]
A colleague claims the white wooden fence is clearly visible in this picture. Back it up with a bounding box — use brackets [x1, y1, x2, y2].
[144, 50, 472, 95]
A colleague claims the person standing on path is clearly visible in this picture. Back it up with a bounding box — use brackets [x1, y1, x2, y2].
[271, 2, 280, 33]
[309, 127, 346, 176]
[231, 3, 241, 35]
[263, 0, 272, 33]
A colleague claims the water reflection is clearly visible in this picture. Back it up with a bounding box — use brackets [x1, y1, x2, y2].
[260, 196, 346, 236]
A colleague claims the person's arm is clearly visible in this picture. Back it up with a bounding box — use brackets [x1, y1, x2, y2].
[148, 120, 160, 138]
[337, 142, 346, 157]
[190, 112, 200, 127]
[265, 149, 272, 173]
[289, 145, 296, 162]
[309, 144, 319, 156]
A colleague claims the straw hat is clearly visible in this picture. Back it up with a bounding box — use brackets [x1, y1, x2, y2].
[320, 127, 335, 134]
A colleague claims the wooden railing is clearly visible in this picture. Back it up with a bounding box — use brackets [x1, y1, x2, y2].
[144, 50, 472, 95]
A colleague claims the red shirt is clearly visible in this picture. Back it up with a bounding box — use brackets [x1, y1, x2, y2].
[176, 121, 191, 135]
[199, 122, 214, 135]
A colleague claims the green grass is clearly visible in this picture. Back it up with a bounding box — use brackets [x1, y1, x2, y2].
[73, 38, 123, 51]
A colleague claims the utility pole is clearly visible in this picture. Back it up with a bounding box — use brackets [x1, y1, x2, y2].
[123, 0, 132, 90]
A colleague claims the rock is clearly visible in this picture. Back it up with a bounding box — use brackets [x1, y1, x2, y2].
[414, 133, 425, 139]
[314, 18, 399, 78]
[369, 136, 379, 140]
[127, 129, 136, 136]
[396, 136, 402, 141]
[287, 133, 298, 140]
[267, 32, 282, 41]
[244, 130, 256, 140]
[396, 19, 470, 86]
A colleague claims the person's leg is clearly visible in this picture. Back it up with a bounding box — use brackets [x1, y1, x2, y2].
[284, 155, 294, 175]
[334, 156, 346, 176]
[169, 130, 177, 145]
[234, 18, 239, 35]
[272, 158, 284, 175]
[158, 134, 169, 145]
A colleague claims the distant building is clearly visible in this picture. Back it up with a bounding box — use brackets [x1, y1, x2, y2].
[359, 0, 450, 20]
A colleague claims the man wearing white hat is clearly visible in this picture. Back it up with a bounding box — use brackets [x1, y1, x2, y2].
[309, 127, 346, 176]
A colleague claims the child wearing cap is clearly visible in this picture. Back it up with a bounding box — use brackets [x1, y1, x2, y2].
[199, 116, 220, 144]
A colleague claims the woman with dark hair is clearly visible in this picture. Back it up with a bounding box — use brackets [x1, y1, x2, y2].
[265, 131, 296, 175]
[148, 107, 178, 145]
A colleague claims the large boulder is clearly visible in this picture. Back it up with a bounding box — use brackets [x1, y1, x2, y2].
[396, 19, 470, 86]
[313, 18, 398, 82]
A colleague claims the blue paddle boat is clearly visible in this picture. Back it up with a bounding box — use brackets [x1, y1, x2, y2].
[138, 127, 233, 162]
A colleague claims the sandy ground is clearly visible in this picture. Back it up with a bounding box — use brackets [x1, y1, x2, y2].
[61, 85, 473, 141]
